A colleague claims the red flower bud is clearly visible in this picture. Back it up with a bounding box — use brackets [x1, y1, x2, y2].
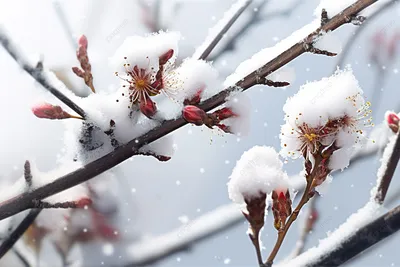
[271, 188, 292, 230]
[140, 95, 157, 119]
[183, 88, 204, 106]
[213, 107, 237, 121]
[75, 197, 93, 208]
[32, 103, 82, 120]
[216, 124, 233, 134]
[182, 105, 208, 126]
[159, 49, 174, 65]
[386, 111, 399, 133]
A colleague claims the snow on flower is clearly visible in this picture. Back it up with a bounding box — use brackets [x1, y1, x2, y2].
[279, 68, 373, 170]
[221, 92, 251, 136]
[228, 146, 289, 204]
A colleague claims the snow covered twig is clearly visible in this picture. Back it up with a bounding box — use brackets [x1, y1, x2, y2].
[0, 0, 380, 223]
[0, 28, 86, 118]
[194, 0, 253, 60]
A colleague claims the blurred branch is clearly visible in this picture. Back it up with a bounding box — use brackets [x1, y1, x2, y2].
[0, 209, 41, 260]
[0, 0, 380, 222]
[12, 248, 31, 267]
[208, 0, 302, 62]
[123, 204, 242, 266]
[287, 196, 319, 259]
[335, 0, 399, 70]
[52, 0, 77, 51]
[196, 0, 253, 60]
[0, 28, 86, 118]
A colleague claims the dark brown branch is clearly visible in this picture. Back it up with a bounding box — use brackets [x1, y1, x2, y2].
[0, 28, 86, 118]
[0, 209, 41, 259]
[305, 204, 400, 267]
[197, 0, 253, 60]
[0, 0, 380, 222]
[376, 132, 400, 203]
[335, 0, 399, 71]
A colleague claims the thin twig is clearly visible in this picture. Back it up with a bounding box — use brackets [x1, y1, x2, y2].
[52, 1, 77, 51]
[208, 0, 302, 62]
[375, 131, 400, 203]
[334, 0, 399, 71]
[197, 0, 253, 60]
[0, 0, 380, 222]
[12, 248, 31, 267]
[0, 209, 41, 259]
[0, 28, 86, 118]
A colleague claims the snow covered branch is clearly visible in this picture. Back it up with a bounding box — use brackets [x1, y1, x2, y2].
[0, 28, 86, 119]
[0, 0, 380, 224]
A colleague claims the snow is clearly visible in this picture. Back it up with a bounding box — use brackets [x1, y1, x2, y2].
[223, 20, 319, 88]
[126, 204, 243, 264]
[192, 0, 252, 60]
[223, 92, 251, 136]
[279, 67, 372, 170]
[227, 146, 289, 204]
[278, 201, 382, 267]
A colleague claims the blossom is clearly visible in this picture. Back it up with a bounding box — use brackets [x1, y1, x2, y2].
[279, 68, 373, 169]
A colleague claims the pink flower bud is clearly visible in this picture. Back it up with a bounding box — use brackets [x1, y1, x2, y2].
[78, 35, 88, 49]
[72, 66, 85, 78]
[182, 105, 208, 126]
[139, 95, 157, 119]
[159, 49, 174, 65]
[75, 197, 93, 208]
[32, 103, 81, 120]
[386, 111, 399, 133]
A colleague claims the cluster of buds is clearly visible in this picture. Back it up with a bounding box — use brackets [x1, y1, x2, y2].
[72, 35, 96, 93]
[386, 111, 400, 133]
[271, 189, 292, 231]
[32, 103, 82, 120]
[242, 192, 267, 240]
[115, 49, 176, 119]
[182, 105, 237, 133]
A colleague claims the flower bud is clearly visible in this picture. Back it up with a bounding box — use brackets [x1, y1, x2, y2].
[386, 111, 399, 133]
[140, 95, 157, 119]
[32, 103, 82, 120]
[78, 35, 88, 49]
[75, 197, 93, 208]
[159, 49, 174, 65]
[242, 192, 266, 237]
[182, 105, 208, 126]
[213, 107, 237, 121]
[271, 188, 292, 230]
[183, 88, 204, 106]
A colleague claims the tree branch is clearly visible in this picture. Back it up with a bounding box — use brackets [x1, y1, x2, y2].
[334, 0, 399, 71]
[208, 0, 302, 62]
[303, 204, 400, 267]
[195, 0, 253, 60]
[0, 0, 380, 222]
[0, 28, 86, 118]
[0, 209, 41, 259]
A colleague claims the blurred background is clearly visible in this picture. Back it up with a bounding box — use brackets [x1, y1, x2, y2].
[0, 0, 399, 266]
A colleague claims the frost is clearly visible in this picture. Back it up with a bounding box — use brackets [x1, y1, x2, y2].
[227, 146, 289, 204]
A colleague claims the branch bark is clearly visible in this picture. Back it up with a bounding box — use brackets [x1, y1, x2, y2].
[0, 0, 379, 222]
[305, 204, 400, 267]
